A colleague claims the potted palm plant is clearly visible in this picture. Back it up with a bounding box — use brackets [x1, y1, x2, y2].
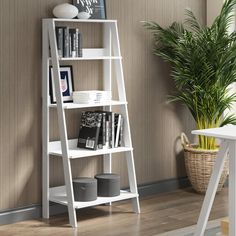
[144, 0, 236, 193]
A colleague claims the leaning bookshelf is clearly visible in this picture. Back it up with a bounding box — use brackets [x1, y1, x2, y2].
[42, 18, 140, 228]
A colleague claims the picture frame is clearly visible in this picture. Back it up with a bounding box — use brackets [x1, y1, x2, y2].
[49, 65, 74, 104]
[73, 0, 106, 19]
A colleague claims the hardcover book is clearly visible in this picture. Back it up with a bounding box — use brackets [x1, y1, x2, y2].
[119, 116, 124, 147]
[115, 114, 122, 148]
[78, 31, 83, 57]
[55, 27, 63, 57]
[69, 28, 77, 58]
[96, 112, 106, 149]
[63, 27, 70, 57]
[77, 111, 102, 150]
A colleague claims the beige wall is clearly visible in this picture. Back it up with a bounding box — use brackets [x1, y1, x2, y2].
[207, 0, 223, 26]
[0, 0, 205, 211]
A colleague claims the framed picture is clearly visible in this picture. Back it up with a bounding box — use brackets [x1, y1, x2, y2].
[73, 0, 106, 19]
[49, 66, 74, 104]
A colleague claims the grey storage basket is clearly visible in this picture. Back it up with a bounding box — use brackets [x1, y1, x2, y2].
[73, 177, 97, 201]
[95, 173, 120, 197]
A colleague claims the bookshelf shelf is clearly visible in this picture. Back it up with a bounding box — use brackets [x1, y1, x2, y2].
[59, 56, 122, 61]
[42, 18, 140, 228]
[49, 139, 133, 159]
[49, 100, 127, 109]
[51, 18, 117, 23]
[49, 186, 138, 209]
[49, 48, 122, 61]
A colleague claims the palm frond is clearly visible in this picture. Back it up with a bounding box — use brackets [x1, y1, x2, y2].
[184, 9, 202, 33]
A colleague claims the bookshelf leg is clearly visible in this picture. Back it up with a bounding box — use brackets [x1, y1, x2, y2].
[42, 152, 49, 218]
[62, 158, 77, 228]
[131, 197, 140, 214]
[42, 20, 50, 219]
[126, 151, 140, 213]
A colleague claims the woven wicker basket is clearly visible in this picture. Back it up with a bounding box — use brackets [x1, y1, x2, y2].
[181, 133, 228, 194]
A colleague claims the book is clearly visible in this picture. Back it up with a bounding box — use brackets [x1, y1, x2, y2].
[115, 114, 122, 148]
[78, 31, 83, 57]
[111, 112, 115, 148]
[119, 116, 124, 147]
[77, 111, 102, 150]
[55, 26, 82, 58]
[96, 112, 106, 149]
[96, 110, 112, 148]
[69, 28, 77, 58]
[75, 28, 79, 57]
[69, 33, 72, 57]
[55, 27, 63, 57]
[63, 27, 70, 57]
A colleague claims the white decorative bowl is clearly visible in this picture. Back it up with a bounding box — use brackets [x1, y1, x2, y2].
[77, 12, 91, 19]
[53, 3, 78, 19]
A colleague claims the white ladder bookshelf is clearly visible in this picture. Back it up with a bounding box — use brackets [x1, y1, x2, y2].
[42, 18, 140, 228]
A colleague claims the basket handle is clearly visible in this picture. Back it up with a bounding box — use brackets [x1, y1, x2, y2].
[181, 132, 190, 148]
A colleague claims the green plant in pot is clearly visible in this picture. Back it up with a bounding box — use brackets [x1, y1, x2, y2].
[144, 0, 236, 193]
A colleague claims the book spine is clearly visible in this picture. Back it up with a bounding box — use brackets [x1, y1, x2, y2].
[56, 27, 63, 57]
[72, 31, 76, 57]
[78, 32, 83, 57]
[75, 28, 79, 57]
[108, 114, 112, 148]
[115, 114, 121, 148]
[69, 32, 72, 57]
[105, 121, 110, 148]
[111, 113, 115, 148]
[102, 113, 106, 147]
[69, 28, 77, 58]
[119, 116, 124, 147]
[63, 27, 69, 58]
[94, 119, 101, 150]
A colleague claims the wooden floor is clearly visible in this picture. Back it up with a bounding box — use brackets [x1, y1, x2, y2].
[0, 187, 228, 236]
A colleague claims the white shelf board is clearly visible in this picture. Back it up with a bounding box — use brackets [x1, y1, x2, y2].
[59, 56, 121, 61]
[50, 18, 117, 23]
[49, 48, 121, 61]
[49, 100, 127, 109]
[49, 139, 132, 159]
[49, 186, 138, 209]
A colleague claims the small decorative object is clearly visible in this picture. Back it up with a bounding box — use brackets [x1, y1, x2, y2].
[73, 90, 112, 104]
[53, 3, 78, 19]
[73, 177, 97, 201]
[77, 11, 91, 19]
[49, 66, 74, 104]
[95, 173, 120, 197]
[73, 0, 106, 19]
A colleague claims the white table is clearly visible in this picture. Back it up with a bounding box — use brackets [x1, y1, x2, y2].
[192, 125, 236, 236]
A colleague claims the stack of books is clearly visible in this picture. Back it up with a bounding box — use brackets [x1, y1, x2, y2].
[73, 91, 112, 104]
[55, 26, 82, 58]
[77, 111, 124, 150]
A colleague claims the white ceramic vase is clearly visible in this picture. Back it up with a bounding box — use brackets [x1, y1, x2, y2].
[53, 3, 78, 19]
[77, 12, 91, 19]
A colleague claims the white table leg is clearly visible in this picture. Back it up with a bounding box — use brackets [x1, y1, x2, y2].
[229, 141, 236, 236]
[194, 140, 229, 236]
